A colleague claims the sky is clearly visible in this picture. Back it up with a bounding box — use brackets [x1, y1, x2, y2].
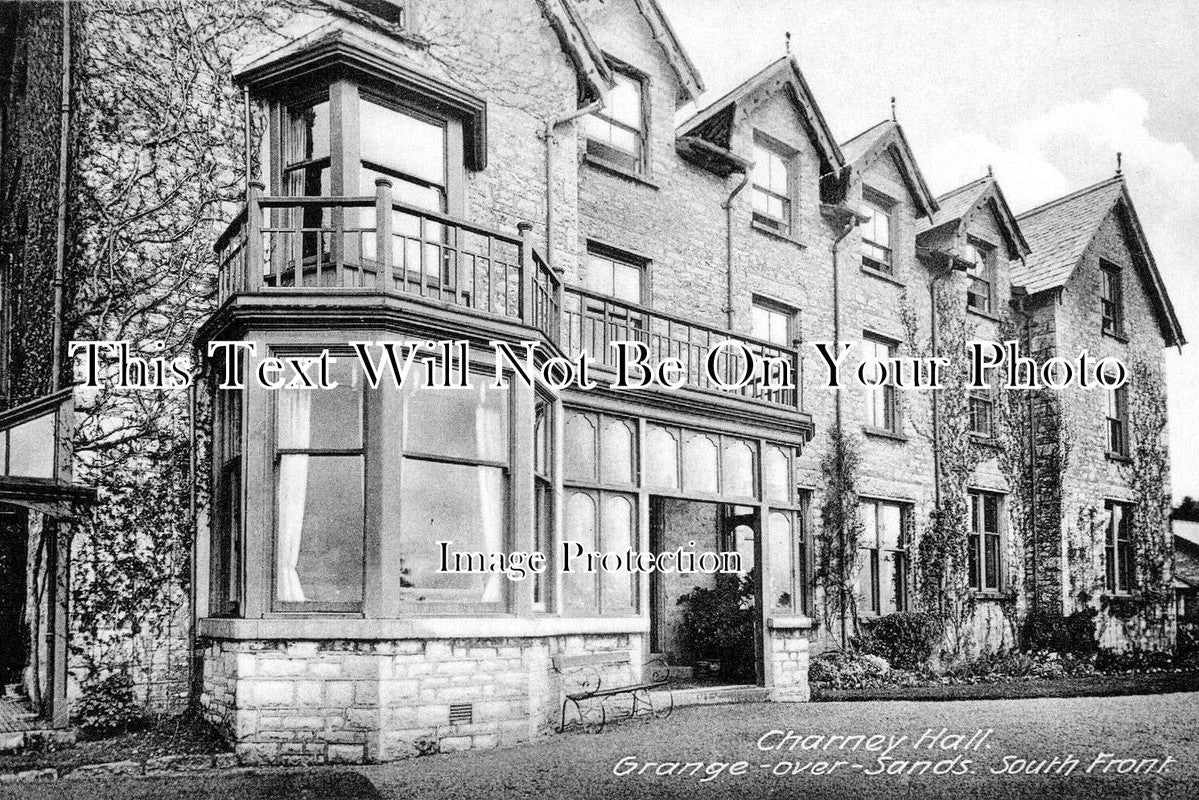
[660, 0, 1199, 503]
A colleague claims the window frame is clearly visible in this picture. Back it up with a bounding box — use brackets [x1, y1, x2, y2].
[584, 59, 649, 176]
[1100, 259, 1126, 338]
[265, 78, 466, 214]
[862, 333, 902, 435]
[968, 385, 996, 440]
[967, 489, 1005, 594]
[857, 498, 910, 616]
[270, 347, 370, 615]
[860, 187, 896, 275]
[1104, 500, 1135, 595]
[751, 132, 798, 238]
[751, 295, 797, 347]
[963, 237, 996, 315]
[1106, 378, 1130, 459]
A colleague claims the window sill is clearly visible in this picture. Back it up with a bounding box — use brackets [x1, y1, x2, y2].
[969, 433, 1000, 448]
[1102, 328, 1130, 344]
[971, 590, 1016, 601]
[583, 153, 660, 190]
[198, 615, 650, 641]
[966, 306, 1000, 323]
[860, 264, 905, 287]
[751, 220, 806, 249]
[863, 425, 908, 443]
[1106, 452, 1133, 464]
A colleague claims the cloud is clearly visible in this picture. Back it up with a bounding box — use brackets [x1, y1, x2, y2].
[925, 88, 1199, 500]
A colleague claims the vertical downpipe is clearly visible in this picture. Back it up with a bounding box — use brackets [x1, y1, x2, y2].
[50, 0, 71, 392]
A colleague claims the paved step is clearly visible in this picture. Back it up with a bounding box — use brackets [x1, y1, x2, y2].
[652, 684, 769, 709]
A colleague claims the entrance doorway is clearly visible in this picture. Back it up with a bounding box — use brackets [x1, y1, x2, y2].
[648, 498, 761, 686]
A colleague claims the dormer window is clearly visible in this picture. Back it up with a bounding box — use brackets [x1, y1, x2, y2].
[585, 66, 646, 174]
[860, 189, 894, 274]
[752, 134, 795, 237]
[964, 238, 995, 314]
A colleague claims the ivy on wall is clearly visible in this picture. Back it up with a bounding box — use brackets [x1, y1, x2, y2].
[816, 427, 865, 643]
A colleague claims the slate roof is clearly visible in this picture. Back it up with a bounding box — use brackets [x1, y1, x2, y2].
[837, 119, 938, 219]
[676, 56, 843, 175]
[839, 120, 892, 166]
[1012, 176, 1125, 295]
[1012, 175, 1184, 347]
[916, 175, 1030, 257]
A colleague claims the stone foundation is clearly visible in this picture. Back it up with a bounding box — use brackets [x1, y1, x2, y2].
[199, 632, 645, 764]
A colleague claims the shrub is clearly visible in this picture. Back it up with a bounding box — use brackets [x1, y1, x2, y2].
[855, 612, 943, 670]
[676, 571, 757, 681]
[1094, 647, 1174, 674]
[1020, 608, 1099, 656]
[77, 671, 144, 737]
[1178, 621, 1199, 656]
[808, 649, 893, 689]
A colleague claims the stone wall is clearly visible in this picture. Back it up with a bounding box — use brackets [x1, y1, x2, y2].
[764, 626, 810, 702]
[200, 632, 642, 764]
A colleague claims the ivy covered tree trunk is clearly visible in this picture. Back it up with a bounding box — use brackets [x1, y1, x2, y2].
[817, 428, 864, 645]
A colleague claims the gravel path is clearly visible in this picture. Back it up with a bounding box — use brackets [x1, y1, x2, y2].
[3, 693, 1195, 799]
[361, 691, 1199, 800]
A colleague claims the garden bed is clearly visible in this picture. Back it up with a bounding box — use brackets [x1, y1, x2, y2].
[0, 714, 229, 774]
[814, 670, 1199, 701]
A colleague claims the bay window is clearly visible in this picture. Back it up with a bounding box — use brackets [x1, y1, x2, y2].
[274, 356, 366, 611]
[397, 367, 509, 610]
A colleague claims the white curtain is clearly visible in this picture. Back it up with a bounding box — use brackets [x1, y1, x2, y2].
[277, 389, 311, 602]
[476, 381, 504, 603]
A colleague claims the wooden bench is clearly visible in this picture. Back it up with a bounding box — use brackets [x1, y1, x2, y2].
[551, 651, 673, 733]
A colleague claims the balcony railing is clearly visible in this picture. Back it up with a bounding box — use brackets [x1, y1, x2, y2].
[562, 287, 801, 408]
[215, 180, 561, 340]
[214, 181, 798, 410]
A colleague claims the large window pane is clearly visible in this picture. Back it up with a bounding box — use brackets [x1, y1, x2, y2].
[277, 455, 363, 604]
[564, 411, 597, 482]
[644, 425, 679, 489]
[403, 370, 507, 461]
[723, 439, 756, 498]
[600, 417, 635, 485]
[682, 433, 718, 493]
[764, 446, 789, 504]
[601, 494, 636, 615]
[769, 511, 794, 611]
[277, 358, 363, 450]
[6, 412, 55, 479]
[360, 97, 445, 188]
[564, 491, 597, 614]
[399, 459, 505, 604]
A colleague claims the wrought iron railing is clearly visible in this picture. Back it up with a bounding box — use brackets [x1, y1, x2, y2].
[561, 287, 800, 408]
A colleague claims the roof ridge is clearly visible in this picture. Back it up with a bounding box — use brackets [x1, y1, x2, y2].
[1016, 175, 1124, 220]
[934, 174, 991, 202]
[840, 118, 892, 148]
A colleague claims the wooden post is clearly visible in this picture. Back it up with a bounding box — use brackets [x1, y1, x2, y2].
[246, 181, 264, 292]
[375, 178, 393, 292]
[46, 520, 69, 728]
[517, 221, 534, 326]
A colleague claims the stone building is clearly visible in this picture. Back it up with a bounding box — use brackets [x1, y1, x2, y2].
[0, 0, 1186, 762]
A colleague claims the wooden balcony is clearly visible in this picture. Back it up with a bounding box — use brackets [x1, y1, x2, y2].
[213, 181, 800, 410]
[214, 179, 561, 341]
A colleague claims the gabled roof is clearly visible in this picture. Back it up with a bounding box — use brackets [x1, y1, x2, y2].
[538, 0, 615, 102]
[675, 56, 843, 177]
[839, 119, 937, 219]
[1013, 175, 1185, 347]
[629, 0, 704, 99]
[917, 174, 1030, 259]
